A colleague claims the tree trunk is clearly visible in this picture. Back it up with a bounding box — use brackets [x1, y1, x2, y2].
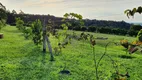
[46, 35, 54, 61]
[43, 33, 46, 53]
[43, 19, 46, 53]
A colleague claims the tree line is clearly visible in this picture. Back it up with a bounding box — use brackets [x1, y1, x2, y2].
[1, 2, 142, 37]
[6, 12, 131, 28]
[83, 24, 142, 36]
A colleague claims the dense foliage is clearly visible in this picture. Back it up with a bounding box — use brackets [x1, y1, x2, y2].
[4, 12, 134, 36]
[5, 12, 131, 33]
[84, 19, 131, 29]
[62, 13, 84, 30]
[87, 24, 142, 36]
[31, 19, 42, 45]
[15, 17, 25, 32]
[0, 5, 134, 36]
[6, 12, 131, 29]
[0, 2, 7, 30]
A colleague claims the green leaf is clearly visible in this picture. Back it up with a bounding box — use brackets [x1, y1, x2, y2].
[137, 6, 142, 14]
[63, 13, 69, 18]
[132, 8, 137, 13]
[124, 9, 130, 14]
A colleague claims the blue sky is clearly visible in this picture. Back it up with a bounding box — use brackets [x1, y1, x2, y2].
[1, 0, 142, 22]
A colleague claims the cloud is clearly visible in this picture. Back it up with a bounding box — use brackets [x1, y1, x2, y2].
[0, 0, 142, 22]
[21, 0, 64, 7]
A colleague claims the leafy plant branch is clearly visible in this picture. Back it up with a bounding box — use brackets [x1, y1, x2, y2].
[92, 41, 129, 80]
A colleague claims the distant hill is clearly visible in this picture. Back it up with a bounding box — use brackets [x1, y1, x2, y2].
[6, 13, 131, 29]
[84, 19, 131, 29]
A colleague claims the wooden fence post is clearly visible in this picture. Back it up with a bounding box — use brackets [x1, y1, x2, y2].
[43, 19, 46, 53]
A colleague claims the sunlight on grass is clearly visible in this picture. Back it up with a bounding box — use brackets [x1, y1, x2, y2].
[0, 26, 142, 79]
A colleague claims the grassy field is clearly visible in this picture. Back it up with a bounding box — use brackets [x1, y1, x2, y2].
[0, 26, 142, 80]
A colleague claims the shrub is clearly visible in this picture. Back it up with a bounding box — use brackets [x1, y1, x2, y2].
[23, 28, 32, 39]
[15, 17, 25, 32]
[31, 19, 42, 45]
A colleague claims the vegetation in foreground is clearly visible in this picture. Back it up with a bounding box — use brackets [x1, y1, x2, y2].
[0, 26, 142, 80]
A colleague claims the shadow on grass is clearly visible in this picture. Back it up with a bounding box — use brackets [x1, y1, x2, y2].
[59, 70, 71, 75]
[41, 53, 46, 64]
[3, 29, 20, 33]
[119, 55, 136, 59]
[21, 42, 54, 63]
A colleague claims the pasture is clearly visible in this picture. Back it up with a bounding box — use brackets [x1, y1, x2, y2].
[0, 26, 142, 80]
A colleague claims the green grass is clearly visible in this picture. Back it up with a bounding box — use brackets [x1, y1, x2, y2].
[0, 26, 142, 80]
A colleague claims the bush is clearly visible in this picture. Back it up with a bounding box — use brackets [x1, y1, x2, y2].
[31, 19, 42, 45]
[23, 28, 32, 39]
[15, 17, 25, 32]
[88, 26, 96, 32]
[98, 27, 112, 34]
[81, 26, 87, 31]
[127, 30, 138, 37]
[0, 19, 6, 30]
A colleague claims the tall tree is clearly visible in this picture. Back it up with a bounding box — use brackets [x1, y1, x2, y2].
[19, 10, 24, 14]
[0, 2, 7, 30]
[0, 2, 6, 10]
[12, 10, 17, 14]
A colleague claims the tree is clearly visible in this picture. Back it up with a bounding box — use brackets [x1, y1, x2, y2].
[130, 24, 142, 31]
[15, 17, 25, 32]
[31, 19, 42, 45]
[23, 28, 32, 39]
[30, 19, 54, 61]
[12, 10, 17, 14]
[0, 2, 6, 10]
[127, 29, 137, 37]
[0, 2, 7, 31]
[19, 10, 24, 14]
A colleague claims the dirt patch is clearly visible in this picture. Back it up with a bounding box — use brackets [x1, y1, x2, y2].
[96, 37, 108, 40]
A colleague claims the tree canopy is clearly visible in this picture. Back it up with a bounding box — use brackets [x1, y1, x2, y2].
[62, 13, 84, 30]
[0, 2, 7, 30]
[0, 2, 6, 20]
[31, 19, 42, 45]
[15, 17, 25, 31]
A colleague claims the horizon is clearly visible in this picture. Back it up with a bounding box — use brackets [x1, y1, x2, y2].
[1, 0, 142, 23]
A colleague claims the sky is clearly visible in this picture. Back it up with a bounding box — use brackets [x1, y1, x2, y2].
[0, 0, 142, 23]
